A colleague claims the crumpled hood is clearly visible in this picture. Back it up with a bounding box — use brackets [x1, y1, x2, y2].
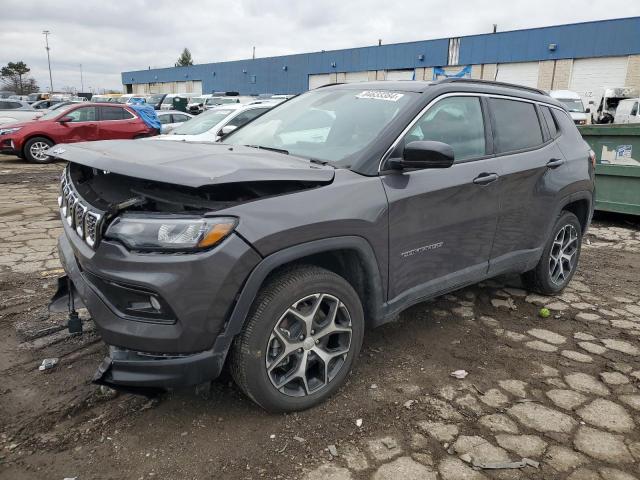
[48, 139, 335, 188]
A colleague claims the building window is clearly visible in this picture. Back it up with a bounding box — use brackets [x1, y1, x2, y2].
[249, 75, 257, 84]
[448, 37, 461, 66]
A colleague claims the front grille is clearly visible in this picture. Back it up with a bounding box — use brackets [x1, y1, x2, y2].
[60, 168, 105, 249]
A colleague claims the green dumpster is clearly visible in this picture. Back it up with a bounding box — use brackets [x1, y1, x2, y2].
[578, 124, 640, 216]
[172, 96, 188, 112]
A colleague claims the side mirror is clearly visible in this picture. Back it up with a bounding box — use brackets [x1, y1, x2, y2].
[389, 141, 455, 170]
[58, 115, 73, 123]
[585, 107, 591, 113]
[219, 125, 237, 137]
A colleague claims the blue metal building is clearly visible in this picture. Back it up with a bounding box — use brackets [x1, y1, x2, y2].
[122, 17, 640, 96]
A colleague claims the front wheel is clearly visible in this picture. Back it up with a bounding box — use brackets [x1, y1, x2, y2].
[522, 211, 582, 294]
[230, 265, 364, 412]
[23, 137, 54, 163]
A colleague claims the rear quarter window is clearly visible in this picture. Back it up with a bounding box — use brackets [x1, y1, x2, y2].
[490, 98, 543, 153]
[551, 108, 584, 142]
[540, 106, 558, 138]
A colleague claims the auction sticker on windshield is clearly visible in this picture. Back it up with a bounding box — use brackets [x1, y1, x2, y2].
[356, 91, 404, 102]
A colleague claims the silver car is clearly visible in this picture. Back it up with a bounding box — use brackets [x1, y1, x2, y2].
[156, 110, 194, 134]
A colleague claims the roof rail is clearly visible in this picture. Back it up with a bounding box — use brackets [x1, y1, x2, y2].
[436, 77, 549, 96]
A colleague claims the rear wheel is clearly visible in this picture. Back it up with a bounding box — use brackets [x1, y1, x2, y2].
[230, 265, 364, 412]
[522, 211, 582, 294]
[23, 137, 54, 163]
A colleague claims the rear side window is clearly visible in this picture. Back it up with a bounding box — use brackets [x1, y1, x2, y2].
[632, 102, 639, 117]
[490, 98, 543, 153]
[405, 96, 486, 162]
[552, 108, 583, 142]
[100, 107, 126, 120]
[540, 106, 558, 138]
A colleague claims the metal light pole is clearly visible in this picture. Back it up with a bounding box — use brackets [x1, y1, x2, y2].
[42, 30, 53, 93]
[80, 63, 84, 92]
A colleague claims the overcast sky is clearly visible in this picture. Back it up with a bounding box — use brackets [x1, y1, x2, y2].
[1, 0, 639, 93]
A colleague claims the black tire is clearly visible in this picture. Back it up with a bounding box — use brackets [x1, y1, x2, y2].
[230, 265, 364, 412]
[23, 137, 54, 163]
[522, 211, 582, 295]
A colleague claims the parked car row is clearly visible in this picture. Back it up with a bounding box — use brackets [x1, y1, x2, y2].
[0, 96, 280, 163]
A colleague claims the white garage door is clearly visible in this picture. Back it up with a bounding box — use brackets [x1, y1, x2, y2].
[344, 71, 369, 83]
[190, 81, 202, 94]
[496, 62, 539, 88]
[386, 69, 414, 81]
[176, 81, 187, 93]
[569, 56, 629, 101]
[309, 74, 331, 90]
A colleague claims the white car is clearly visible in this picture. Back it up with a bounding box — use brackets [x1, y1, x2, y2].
[0, 99, 38, 126]
[614, 98, 640, 124]
[156, 110, 194, 133]
[154, 103, 275, 143]
[187, 94, 212, 115]
[549, 90, 588, 125]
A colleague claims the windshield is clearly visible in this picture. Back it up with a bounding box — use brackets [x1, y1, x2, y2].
[207, 97, 238, 105]
[190, 97, 206, 104]
[147, 94, 164, 105]
[39, 103, 75, 120]
[558, 99, 585, 113]
[171, 109, 235, 135]
[223, 88, 417, 165]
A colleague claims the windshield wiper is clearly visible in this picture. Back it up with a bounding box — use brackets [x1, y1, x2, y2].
[245, 144, 289, 155]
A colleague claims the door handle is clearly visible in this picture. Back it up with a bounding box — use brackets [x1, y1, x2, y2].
[473, 172, 499, 185]
[546, 158, 565, 168]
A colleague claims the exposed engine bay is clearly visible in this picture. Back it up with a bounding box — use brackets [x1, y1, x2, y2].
[68, 162, 329, 215]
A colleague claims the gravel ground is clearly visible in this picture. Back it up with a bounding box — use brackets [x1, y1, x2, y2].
[0, 155, 639, 480]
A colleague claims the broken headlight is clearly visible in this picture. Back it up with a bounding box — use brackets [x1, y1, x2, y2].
[104, 215, 237, 252]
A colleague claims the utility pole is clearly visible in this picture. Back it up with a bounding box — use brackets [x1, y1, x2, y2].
[252, 46, 255, 59]
[42, 30, 53, 93]
[79, 63, 84, 92]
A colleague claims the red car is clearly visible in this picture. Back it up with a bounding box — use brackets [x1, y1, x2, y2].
[0, 103, 157, 163]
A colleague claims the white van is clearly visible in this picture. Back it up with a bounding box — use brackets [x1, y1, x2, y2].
[614, 98, 640, 124]
[549, 90, 588, 125]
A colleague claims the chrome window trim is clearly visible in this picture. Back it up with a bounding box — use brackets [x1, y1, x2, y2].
[377, 91, 569, 173]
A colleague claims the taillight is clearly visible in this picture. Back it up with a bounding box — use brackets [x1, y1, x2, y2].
[589, 149, 596, 168]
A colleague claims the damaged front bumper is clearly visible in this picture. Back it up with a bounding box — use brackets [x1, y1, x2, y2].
[92, 345, 224, 394]
[53, 218, 260, 392]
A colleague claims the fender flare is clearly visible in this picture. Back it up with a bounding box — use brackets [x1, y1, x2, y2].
[554, 190, 594, 232]
[211, 236, 385, 355]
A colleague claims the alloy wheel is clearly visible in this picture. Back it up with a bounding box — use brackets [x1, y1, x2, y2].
[30, 142, 50, 162]
[265, 293, 352, 397]
[548, 224, 579, 285]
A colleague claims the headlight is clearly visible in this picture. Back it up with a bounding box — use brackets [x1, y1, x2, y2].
[105, 216, 237, 252]
[0, 127, 22, 135]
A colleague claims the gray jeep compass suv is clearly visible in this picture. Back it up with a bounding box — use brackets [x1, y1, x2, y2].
[50, 79, 594, 412]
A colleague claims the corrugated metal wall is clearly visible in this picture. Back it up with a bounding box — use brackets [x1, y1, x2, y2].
[122, 17, 640, 95]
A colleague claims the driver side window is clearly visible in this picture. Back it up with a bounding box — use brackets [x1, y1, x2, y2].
[404, 96, 486, 162]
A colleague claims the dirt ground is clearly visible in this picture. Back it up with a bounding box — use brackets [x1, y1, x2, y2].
[0, 154, 639, 480]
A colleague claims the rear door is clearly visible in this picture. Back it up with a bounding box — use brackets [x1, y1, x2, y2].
[59, 106, 99, 142]
[98, 106, 142, 139]
[382, 95, 502, 303]
[487, 97, 567, 275]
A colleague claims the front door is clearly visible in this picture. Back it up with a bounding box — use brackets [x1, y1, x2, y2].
[381, 95, 501, 305]
[60, 106, 99, 142]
